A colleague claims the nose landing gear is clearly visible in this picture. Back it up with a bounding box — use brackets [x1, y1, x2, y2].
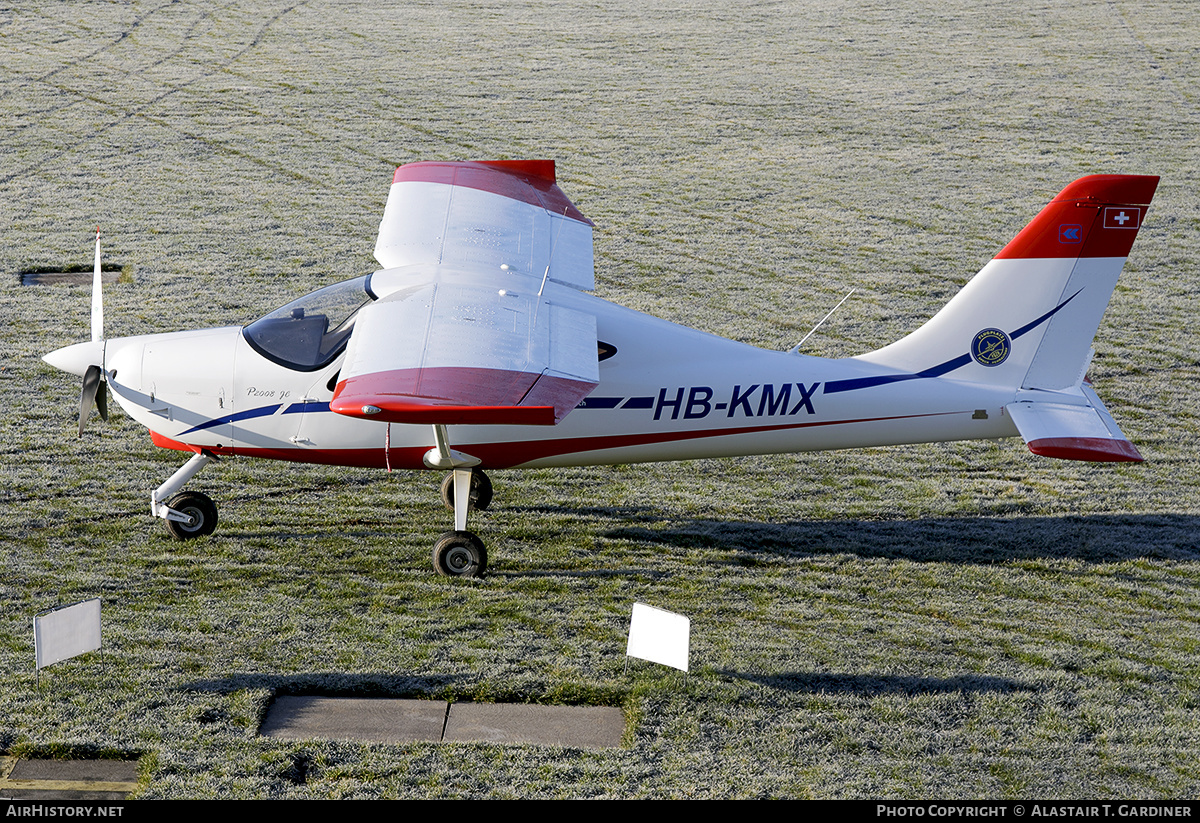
[163, 490, 218, 539]
[153, 451, 219, 540]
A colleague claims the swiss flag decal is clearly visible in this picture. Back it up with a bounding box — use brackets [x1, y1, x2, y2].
[1103, 207, 1141, 230]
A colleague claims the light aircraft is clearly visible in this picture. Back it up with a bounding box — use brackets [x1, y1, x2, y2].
[43, 161, 1158, 577]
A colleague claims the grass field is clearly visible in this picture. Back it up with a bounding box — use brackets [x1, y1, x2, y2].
[3, 0, 1200, 798]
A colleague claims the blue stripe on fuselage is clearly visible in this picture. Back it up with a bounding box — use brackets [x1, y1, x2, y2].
[823, 288, 1082, 395]
[179, 404, 283, 435]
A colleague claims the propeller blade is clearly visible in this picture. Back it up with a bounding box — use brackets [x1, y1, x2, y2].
[96, 373, 108, 422]
[79, 364, 104, 437]
[91, 228, 104, 343]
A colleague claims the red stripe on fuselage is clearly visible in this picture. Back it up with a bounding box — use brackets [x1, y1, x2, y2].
[150, 430, 209, 454]
[154, 411, 963, 471]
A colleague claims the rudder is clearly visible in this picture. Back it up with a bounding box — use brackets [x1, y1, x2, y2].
[854, 175, 1159, 393]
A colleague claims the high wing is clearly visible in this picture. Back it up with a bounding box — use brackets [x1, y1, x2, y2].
[373, 159, 594, 289]
[330, 160, 599, 426]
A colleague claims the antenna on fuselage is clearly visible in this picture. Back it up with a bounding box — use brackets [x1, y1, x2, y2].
[788, 288, 855, 354]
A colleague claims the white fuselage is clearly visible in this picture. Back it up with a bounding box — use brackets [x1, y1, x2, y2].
[98, 270, 1019, 471]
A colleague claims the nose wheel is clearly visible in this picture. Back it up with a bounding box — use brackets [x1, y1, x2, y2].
[153, 452, 219, 540]
[162, 491, 218, 539]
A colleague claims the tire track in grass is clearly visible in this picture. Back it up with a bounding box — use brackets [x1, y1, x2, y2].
[1104, 0, 1200, 121]
[0, 1, 228, 168]
[0, 1, 306, 186]
[0, 0, 183, 101]
[11, 0, 418, 195]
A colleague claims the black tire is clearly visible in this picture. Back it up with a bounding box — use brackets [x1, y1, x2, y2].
[439, 469, 493, 512]
[432, 530, 488, 577]
[164, 491, 218, 540]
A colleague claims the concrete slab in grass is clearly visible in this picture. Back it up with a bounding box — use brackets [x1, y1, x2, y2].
[445, 703, 625, 749]
[0, 757, 138, 800]
[260, 696, 448, 744]
[20, 270, 123, 286]
[257, 697, 626, 749]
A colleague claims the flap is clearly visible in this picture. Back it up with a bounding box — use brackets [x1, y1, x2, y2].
[330, 274, 599, 426]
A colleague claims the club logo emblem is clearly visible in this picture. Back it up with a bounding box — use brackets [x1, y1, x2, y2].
[971, 328, 1010, 367]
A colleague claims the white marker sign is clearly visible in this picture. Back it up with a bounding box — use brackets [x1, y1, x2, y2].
[626, 602, 689, 672]
[34, 598, 101, 670]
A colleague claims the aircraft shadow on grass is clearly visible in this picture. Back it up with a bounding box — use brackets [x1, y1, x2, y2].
[726, 671, 1031, 696]
[184, 672, 464, 696]
[201, 503, 1200, 570]
[602, 513, 1200, 565]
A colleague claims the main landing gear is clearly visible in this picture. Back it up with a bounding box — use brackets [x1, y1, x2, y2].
[430, 467, 491, 578]
[424, 425, 492, 579]
[439, 469, 493, 512]
[433, 468, 492, 577]
[432, 520, 488, 577]
[151, 426, 496, 579]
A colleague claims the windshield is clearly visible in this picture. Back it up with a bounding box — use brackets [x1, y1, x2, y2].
[243, 275, 374, 370]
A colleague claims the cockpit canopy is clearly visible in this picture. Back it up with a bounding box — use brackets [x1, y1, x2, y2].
[242, 275, 374, 370]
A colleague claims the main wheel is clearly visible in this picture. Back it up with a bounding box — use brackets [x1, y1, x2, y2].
[439, 469, 493, 511]
[432, 530, 488, 578]
[163, 491, 218, 540]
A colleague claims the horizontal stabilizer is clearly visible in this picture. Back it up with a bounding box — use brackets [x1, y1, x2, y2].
[1005, 385, 1142, 462]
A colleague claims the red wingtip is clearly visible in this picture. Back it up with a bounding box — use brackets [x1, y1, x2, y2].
[390, 160, 589, 224]
[476, 159, 557, 183]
